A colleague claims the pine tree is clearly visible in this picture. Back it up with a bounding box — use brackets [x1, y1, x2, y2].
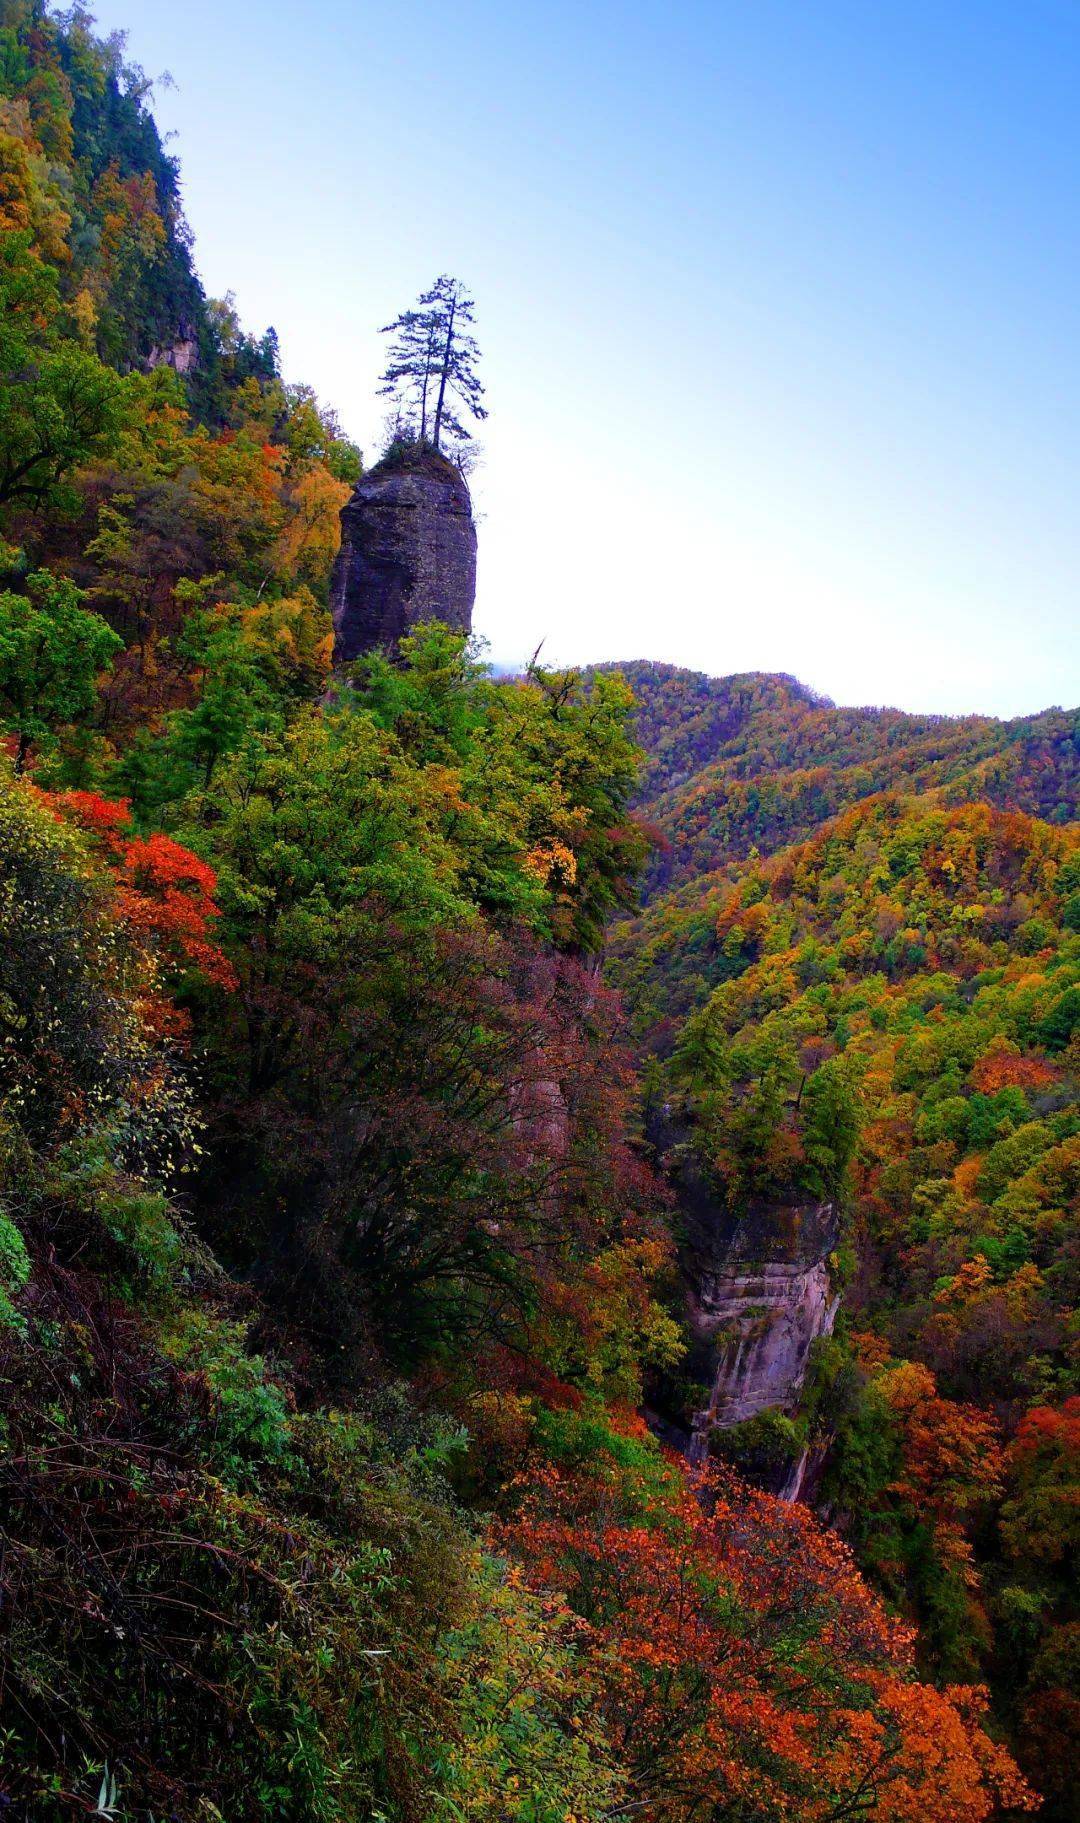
[377, 275, 486, 455]
[376, 305, 440, 445]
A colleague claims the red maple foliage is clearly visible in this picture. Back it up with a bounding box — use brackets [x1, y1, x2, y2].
[53, 790, 236, 992]
[496, 1454, 1038, 1822]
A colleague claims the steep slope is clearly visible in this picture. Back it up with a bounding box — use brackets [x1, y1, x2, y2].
[606, 662, 1080, 1815]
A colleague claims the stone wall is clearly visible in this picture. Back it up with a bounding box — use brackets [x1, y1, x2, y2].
[330, 449, 477, 663]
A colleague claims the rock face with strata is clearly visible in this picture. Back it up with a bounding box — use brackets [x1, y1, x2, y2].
[684, 1209, 839, 1459]
[330, 449, 477, 664]
[649, 1107, 839, 1488]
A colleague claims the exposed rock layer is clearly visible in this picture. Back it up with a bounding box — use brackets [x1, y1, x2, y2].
[330, 451, 477, 663]
[650, 1108, 839, 1486]
[686, 1253, 838, 1453]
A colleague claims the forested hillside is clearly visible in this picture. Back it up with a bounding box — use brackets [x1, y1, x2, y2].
[606, 683, 1080, 1815]
[0, 6, 1073, 1821]
[598, 662, 1079, 900]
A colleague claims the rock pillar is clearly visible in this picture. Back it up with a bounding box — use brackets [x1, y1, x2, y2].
[329, 449, 477, 663]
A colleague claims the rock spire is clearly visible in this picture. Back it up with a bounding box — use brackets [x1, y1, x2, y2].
[329, 447, 477, 664]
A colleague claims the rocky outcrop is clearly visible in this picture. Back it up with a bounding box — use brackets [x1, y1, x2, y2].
[683, 1197, 839, 1463]
[687, 1254, 837, 1440]
[330, 449, 477, 664]
[146, 333, 199, 376]
[650, 1107, 840, 1487]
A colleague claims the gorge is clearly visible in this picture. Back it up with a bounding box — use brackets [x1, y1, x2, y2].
[648, 1105, 841, 1486]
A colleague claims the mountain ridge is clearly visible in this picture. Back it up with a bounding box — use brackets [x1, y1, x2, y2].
[583, 659, 1079, 904]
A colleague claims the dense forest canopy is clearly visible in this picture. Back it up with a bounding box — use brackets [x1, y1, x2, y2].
[0, 6, 1075, 1822]
[604, 674, 1080, 1817]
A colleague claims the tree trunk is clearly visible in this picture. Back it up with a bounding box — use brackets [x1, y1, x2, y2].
[432, 295, 457, 452]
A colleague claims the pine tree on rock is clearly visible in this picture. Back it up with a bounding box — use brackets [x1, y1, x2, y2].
[376, 306, 440, 445]
[377, 275, 487, 455]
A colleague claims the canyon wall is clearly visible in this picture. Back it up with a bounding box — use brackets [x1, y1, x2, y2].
[684, 1219, 839, 1473]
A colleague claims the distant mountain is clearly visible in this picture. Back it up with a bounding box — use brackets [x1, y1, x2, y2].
[590, 661, 1079, 902]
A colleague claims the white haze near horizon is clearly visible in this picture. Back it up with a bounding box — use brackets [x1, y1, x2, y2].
[86, 0, 1080, 720]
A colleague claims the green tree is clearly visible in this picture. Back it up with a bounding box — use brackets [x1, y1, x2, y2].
[801, 1058, 861, 1203]
[0, 571, 122, 770]
[162, 608, 282, 792]
[378, 276, 487, 453]
[352, 627, 647, 949]
[0, 233, 128, 518]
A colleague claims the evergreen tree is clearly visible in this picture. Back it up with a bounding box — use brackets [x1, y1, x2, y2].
[377, 275, 486, 454]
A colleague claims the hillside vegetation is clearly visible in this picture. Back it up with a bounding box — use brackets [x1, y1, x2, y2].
[596, 662, 1079, 900]
[607, 687, 1080, 1813]
[0, 6, 1072, 1820]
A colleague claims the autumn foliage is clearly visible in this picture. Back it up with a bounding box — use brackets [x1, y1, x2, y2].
[498, 1449, 1036, 1822]
[55, 789, 236, 990]
[612, 781, 1080, 1807]
[0, 6, 1074, 1819]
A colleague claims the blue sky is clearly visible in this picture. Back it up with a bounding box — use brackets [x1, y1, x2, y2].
[89, 0, 1079, 715]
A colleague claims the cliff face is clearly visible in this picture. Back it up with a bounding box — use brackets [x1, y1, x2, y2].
[683, 1197, 839, 1460]
[330, 450, 477, 663]
[686, 1254, 838, 1456]
[650, 1108, 839, 1486]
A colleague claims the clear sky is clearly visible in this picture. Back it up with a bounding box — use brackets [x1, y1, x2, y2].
[88, 0, 1079, 716]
